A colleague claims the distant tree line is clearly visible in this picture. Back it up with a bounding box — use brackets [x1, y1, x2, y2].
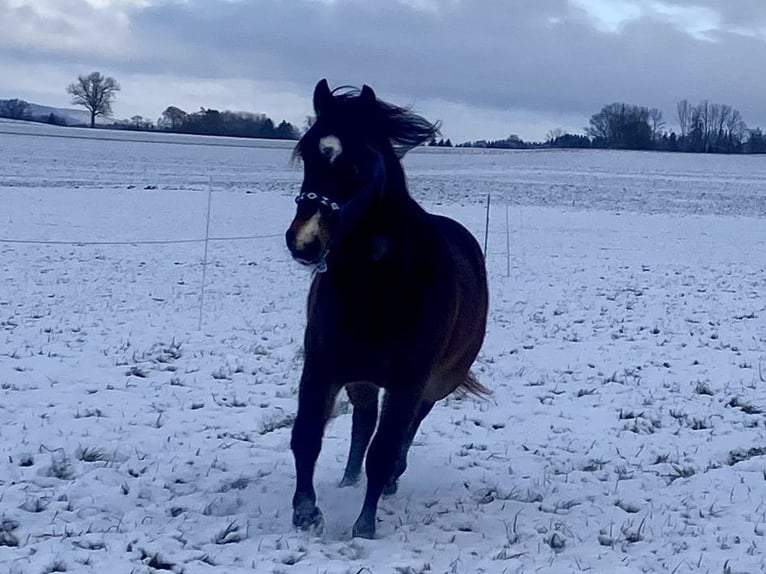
[0, 98, 30, 120]
[142, 106, 300, 139]
[0, 98, 69, 126]
[5, 84, 764, 151]
[0, 98, 70, 125]
[427, 137, 453, 147]
[0, 97, 300, 140]
[0, 70, 301, 141]
[458, 99, 765, 154]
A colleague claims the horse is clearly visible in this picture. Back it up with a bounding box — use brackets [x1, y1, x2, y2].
[285, 79, 489, 539]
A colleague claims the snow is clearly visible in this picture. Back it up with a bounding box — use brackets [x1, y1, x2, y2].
[1, 126, 765, 574]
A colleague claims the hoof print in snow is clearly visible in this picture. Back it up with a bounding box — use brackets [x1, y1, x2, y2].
[139, 549, 176, 572]
[0, 519, 20, 548]
[42, 561, 67, 573]
[546, 532, 566, 552]
[126, 365, 148, 378]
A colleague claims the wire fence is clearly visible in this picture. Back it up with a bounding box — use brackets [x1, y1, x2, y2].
[10, 181, 712, 332]
[2, 184, 519, 330]
[1, 177, 297, 331]
[0, 234, 283, 246]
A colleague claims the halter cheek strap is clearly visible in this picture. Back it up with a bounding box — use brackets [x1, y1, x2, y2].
[331, 178, 381, 246]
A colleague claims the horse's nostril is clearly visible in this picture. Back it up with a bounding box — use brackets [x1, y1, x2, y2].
[300, 238, 322, 262]
[287, 227, 322, 264]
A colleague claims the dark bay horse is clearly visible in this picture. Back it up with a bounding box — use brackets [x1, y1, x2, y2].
[285, 79, 489, 539]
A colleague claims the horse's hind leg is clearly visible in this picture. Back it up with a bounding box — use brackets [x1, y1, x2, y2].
[383, 400, 434, 496]
[352, 389, 422, 539]
[339, 382, 379, 487]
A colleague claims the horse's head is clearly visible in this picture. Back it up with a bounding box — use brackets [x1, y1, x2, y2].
[286, 79, 386, 267]
[286, 79, 439, 268]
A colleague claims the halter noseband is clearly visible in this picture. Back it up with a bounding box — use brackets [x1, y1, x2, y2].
[295, 191, 341, 213]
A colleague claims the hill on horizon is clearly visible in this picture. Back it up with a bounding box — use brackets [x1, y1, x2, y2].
[12, 100, 112, 126]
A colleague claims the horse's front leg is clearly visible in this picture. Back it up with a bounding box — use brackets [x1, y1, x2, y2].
[339, 382, 379, 487]
[291, 367, 340, 532]
[352, 389, 422, 539]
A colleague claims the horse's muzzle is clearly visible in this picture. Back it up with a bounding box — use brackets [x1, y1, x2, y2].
[286, 228, 325, 266]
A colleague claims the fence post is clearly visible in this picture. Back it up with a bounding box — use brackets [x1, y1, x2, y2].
[198, 175, 213, 330]
[518, 203, 525, 265]
[483, 192, 490, 259]
[505, 188, 511, 278]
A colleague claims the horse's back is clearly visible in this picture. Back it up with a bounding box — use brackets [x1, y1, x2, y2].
[423, 213, 488, 401]
[428, 213, 486, 289]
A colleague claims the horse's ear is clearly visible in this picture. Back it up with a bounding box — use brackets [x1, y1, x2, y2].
[360, 84, 377, 107]
[313, 79, 332, 116]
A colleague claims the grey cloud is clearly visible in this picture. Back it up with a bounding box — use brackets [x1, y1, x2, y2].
[129, 0, 765, 127]
[661, 0, 766, 28]
[1, 0, 764, 138]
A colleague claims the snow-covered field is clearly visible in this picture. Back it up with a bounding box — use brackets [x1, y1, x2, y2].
[1, 124, 765, 574]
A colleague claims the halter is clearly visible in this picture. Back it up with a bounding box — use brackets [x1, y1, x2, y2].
[294, 162, 385, 273]
[294, 191, 341, 213]
[293, 191, 340, 274]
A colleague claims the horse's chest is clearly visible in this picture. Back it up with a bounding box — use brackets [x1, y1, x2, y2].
[339, 285, 414, 335]
[320, 290, 425, 382]
[314, 273, 423, 344]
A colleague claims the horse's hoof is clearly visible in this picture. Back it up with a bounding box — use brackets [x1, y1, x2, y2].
[382, 478, 399, 496]
[293, 505, 324, 533]
[352, 515, 376, 539]
[338, 474, 359, 488]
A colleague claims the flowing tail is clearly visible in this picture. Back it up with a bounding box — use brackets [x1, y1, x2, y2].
[459, 371, 491, 398]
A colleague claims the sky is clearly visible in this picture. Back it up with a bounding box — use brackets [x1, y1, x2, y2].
[0, 0, 764, 142]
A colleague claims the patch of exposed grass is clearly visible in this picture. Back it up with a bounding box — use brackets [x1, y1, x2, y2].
[727, 396, 763, 415]
[694, 381, 714, 396]
[76, 446, 110, 463]
[46, 454, 74, 480]
[214, 521, 245, 545]
[727, 446, 766, 466]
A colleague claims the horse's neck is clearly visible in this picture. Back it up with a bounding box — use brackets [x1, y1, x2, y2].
[378, 156, 424, 226]
[328, 191, 421, 273]
[330, 155, 425, 269]
[376, 183, 424, 237]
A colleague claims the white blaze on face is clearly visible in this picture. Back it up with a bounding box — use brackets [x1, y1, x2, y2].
[319, 135, 343, 164]
[295, 210, 322, 249]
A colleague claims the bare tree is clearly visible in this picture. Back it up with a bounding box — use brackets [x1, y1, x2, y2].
[698, 100, 712, 151]
[545, 127, 566, 143]
[67, 72, 120, 128]
[587, 102, 652, 149]
[129, 115, 154, 130]
[725, 108, 746, 146]
[648, 108, 665, 141]
[677, 99, 691, 137]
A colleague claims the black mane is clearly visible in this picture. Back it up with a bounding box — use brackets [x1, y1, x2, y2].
[297, 86, 441, 159]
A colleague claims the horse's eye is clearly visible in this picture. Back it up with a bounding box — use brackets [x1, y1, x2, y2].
[345, 165, 364, 186]
[334, 158, 360, 181]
